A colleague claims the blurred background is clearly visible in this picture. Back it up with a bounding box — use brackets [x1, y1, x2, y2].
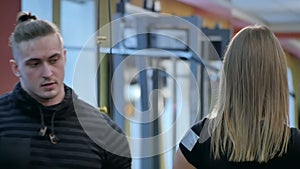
[0, 0, 299, 168]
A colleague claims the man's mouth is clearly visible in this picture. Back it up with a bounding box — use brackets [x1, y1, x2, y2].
[41, 82, 56, 87]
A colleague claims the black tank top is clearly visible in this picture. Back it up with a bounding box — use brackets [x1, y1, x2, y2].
[179, 118, 300, 169]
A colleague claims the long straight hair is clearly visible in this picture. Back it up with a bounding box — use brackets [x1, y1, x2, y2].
[209, 25, 290, 163]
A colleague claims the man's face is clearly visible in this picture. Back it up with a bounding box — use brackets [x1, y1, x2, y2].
[11, 33, 66, 106]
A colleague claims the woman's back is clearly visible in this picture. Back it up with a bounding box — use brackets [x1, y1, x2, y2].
[173, 25, 298, 169]
[179, 118, 300, 169]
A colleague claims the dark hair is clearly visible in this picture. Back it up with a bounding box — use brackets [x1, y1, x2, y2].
[16, 11, 37, 24]
[9, 12, 63, 58]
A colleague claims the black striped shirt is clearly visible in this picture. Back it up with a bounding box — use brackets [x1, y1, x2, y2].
[0, 83, 131, 169]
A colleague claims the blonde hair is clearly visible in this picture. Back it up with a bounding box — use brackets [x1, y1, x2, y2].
[210, 25, 290, 163]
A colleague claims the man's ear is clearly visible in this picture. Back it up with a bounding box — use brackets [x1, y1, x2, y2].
[9, 59, 21, 77]
[63, 49, 67, 64]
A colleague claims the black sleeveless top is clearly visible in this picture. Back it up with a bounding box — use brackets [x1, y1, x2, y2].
[179, 118, 300, 169]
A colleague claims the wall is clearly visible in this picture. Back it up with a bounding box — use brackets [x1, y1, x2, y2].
[0, 1, 21, 94]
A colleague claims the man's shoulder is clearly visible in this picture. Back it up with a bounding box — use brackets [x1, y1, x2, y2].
[72, 98, 130, 158]
[73, 98, 124, 134]
[0, 92, 13, 105]
[74, 98, 99, 113]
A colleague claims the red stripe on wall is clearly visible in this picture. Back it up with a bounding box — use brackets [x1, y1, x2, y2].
[0, 1, 20, 94]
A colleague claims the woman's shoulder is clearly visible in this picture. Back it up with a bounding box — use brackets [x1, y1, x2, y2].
[290, 127, 300, 143]
[180, 118, 210, 151]
[190, 118, 209, 135]
[179, 118, 212, 168]
[287, 127, 300, 154]
[291, 127, 300, 134]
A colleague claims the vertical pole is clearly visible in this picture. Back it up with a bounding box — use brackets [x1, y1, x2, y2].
[52, 0, 60, 28]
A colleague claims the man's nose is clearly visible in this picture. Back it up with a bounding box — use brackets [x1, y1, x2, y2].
[42, 64, 53, 77]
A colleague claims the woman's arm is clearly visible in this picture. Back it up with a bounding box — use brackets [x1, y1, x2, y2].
[173, 148, 196, 169]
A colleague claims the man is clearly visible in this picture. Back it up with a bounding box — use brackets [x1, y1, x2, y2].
[0, 12, 131, 169]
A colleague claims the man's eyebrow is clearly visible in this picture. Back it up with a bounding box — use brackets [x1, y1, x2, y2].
[25, 58, 41, 63]
[49, 53, 61, 58]
[25, 53, 61, 62]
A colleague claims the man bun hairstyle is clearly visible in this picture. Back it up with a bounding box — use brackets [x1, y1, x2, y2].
[9, 11, 63, 59]
[16, 12, 37, 24]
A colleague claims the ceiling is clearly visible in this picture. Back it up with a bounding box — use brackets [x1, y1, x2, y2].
[177, 0, 300, 59]
[223, 0, 300, 33]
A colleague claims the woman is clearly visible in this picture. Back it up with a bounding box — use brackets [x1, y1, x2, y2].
[173, 25, 300, 169]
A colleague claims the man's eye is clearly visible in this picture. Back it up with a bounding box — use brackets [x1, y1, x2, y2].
[49, 58, 58, 64]
[27, 61, 41, 67]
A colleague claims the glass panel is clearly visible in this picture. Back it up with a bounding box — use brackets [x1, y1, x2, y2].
[61, 0, 96, 47]
[61, 0, 97, 107]
[111, 53, 205, 168]
[22, 0, 52, 21]
[109, 13, 221, 169]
